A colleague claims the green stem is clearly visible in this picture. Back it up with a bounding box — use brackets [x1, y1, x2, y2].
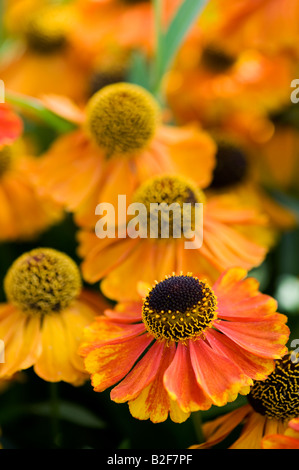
[151, 0, 164, 98]
[192, 411, 205, 445]
[50, 382, 61, 448]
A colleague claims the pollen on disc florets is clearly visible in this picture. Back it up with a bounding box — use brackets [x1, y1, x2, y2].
[86, 82, 160, 157]
[142, 274, 218, 343]
[4, 248, 82, 316]
[132, 175, 205, 239]
[24, 5, 70, 54]
[247, 354, 299, 421]
[0, 146, 12, 177]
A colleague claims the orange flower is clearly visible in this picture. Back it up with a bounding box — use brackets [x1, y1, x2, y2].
[190, 353, 299, 449]
[166, 38, 294, 128]
[255, 117, 299, 196]
[0, 2, 89, 102]
[78, 173, 271, 301]
[262, 418, 299, 449]
[200, 0, 299, 57]
[69, 0, 183, 63]
[79, 268, 289, 423]
[0, 248, 109, 385]
[33, 83, 216, 229]
[0, 135, 63, 241]
[205, 134, 298, 232]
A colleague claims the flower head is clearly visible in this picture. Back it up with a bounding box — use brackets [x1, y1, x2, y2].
[23, 4, 70, 54]
[79, 172, 271, 301]
[86, 83, 160, 156]
[0, 248, 108, 384]
[4, 248, 82, 316]
[34, 84, 216, 228]
[190, 353, 299, 449]
[79, 268, 289, 423]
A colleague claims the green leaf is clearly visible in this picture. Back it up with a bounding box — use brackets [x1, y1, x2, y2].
[152, 0, 208, 95]
[6, 92, 77, 134]
[127, 50, 152, 90]
[29, 401, 106, 429]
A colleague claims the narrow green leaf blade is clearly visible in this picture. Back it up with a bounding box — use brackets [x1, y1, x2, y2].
[161, 0, 208, 78]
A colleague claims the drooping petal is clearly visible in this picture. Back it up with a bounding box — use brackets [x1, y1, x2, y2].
[163, 342, 211, 413]
[157, 125, 216, 189]
[190, 338, 246, 406]
[205, 329, 276, 382]
[230, 411, 267, 449]
[83, 334, 153, 393]
[111, 341, 165, 403]
[80, 317, 146, 355]
[128, 343, 190, 423]
[34, 313, 86, 384]
[189, 404, 251, 449]
[215, 317, 289, 358]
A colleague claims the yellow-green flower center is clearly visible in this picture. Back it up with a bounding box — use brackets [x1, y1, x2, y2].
[248, 354, 299, 421]
[0, 146, 12, 177]
[86, 83, 160, 157]
[142, 274, 218, 343]
[132, 175, 205, 239]
[4, 248, 82, 316]
[24, 5, 70, 54]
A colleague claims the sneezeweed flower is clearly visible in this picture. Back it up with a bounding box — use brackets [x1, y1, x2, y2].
[206, 136, 297, 232]
[0, 2, 88, 101]
[255, 113, 299, 198]
[33, 82, 216, 228]
[70, 0, 183, 63]
[166, 37, 293, 128]
[79, 268, 289, 423]
[262, 418, 299, 449]
[190, 353, 299, 449]
[78, 173, 271, 301]
[0, 248, 109, 385]
[0, 138, 62, 241]
[200, 0, 299, 57]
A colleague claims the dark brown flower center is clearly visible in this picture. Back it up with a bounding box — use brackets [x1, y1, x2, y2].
[142, 275, 217, 343]
[248, 354, 299, 421]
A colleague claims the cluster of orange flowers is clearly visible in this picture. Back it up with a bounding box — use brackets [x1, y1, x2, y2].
[0, 0, 299, 450]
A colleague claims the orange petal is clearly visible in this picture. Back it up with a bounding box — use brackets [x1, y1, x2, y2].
[128, 343, 189, 423]
[262, 434, 299, 449]
[40, 94, 85, 124]
[84, 334, 153, 392]
[80, 318, 146, 355]
[189, 404, 251, 449]
[81, 237, 139, 284]
[157, 125, 216, 188]
[34, 313, 86, 384]
[206, 329, 276, 381]
[111, 341, 165, 403]
[215, 317, 289, 358]
[163, 342, 212, 413]
[0, 104, 23, 145]
[190, 338, 246, 406]
[0, 306, 41, 378]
